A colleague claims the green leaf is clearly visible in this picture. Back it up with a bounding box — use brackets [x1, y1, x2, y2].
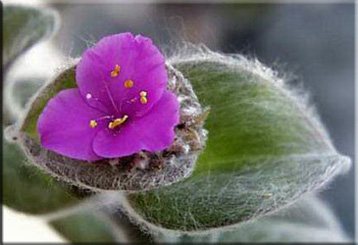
[124, 51, 350, 231]
[11, 78, 43, 109]
[154, 195, 349, 242]
[3, 140, 81, 214]
[213, 195, 350, 242]
[103, 208, 154, 243]
[49, 211, 119, 243]
[3, 77, 45, 126]
[3, 5, 59, 68]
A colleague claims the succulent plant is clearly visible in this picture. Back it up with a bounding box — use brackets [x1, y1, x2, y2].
[3, 4, 351, 243]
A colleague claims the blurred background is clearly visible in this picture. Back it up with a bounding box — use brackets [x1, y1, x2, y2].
[6, 1, 355, 240]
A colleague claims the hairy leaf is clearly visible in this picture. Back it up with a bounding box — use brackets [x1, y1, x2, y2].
[49, 211, 119, 243]
[153, 195, 349, 242]
[3, 5, 59, 68]
[123, 50, 351, 231]
[103, 208, 154, 243]
[3, 77, 44, 125]
[3, 140, 81, 214]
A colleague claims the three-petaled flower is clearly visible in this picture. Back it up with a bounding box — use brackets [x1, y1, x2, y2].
[38, 33, 180, 161]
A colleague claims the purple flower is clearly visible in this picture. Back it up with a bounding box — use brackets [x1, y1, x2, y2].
[38, 33, 180, 161]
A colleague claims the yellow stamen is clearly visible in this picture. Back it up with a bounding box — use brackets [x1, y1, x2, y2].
[139, 90, 148, 104]
[139, 91, 147, 97]
[108, 115, 128, 129]
[89, 120, 98, 128]
[110, 64, 121, 77]
[124, 80, 134, 88]
[140, 96, 148, 104]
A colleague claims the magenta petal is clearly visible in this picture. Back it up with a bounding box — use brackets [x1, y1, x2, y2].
[76, 33, 167, 117]
[93, 91, 180, 158]
[37, 89, 104, 161]
[39, 33, 180, 161]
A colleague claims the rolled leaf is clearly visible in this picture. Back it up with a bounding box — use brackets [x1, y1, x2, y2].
[123, 50, 351, 231]
[4, 77, 45, 126]
[3, 5, 59, 68]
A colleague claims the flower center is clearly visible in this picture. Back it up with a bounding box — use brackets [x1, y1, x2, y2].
[108, 115, 128, 129]
[89, 115, 129, 129]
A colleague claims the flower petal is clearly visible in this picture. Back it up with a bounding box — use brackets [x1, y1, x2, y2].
[76, 32, 167, 117]
[37, 88, 104, 161]
[93, 91, 180, 158]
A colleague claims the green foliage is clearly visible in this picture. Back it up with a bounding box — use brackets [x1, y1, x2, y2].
[3, 5, 58, 125]
[2, 4, 83, 218]
[3, 5, 58, 68]
[11, 79, 43, 109]
[124, 52, 350, 231]
[2, 5, 350, 240]
[3, 140, 80, 214]
[50, 211, 119, 242]
[153, 195, 348, 242]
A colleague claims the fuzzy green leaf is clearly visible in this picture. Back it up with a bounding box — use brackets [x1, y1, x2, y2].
[3, 5, 58, 68]
[124, 51, 350, 231]
[4, 77, 46, 126]
[49, 211, 119, 243]
[11, 78, 43, 109]
[3, 140, 81, 214]
[153, 195, 349, 242]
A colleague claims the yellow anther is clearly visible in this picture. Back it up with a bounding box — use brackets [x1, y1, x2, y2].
[139, 91, 148, 104]
[108, 115, 128, 129]
[139, 91, 147, 97]
[140, 96, 148, 104]
[89, 120, 98, 128]
[124, 80, 134, 88]
[110, 64, 121, 77]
